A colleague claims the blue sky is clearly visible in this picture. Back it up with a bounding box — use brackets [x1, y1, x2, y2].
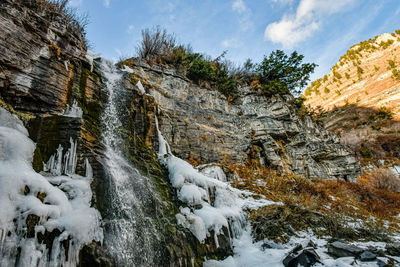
[69, 0, 400, 81]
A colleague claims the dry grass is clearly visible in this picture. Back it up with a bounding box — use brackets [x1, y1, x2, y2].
[362, 168, 400, 192]
[229, 165, 400, 242]
[312, 105, 400, 165]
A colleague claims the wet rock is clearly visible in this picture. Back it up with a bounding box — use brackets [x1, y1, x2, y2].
[25, 214, 40, 238]
[79, 242, 111, 267]
[327, 241, 364, 258]
[283, 247, 321, 267]
[386, 243, 400, 256]
[376, 259, 387, 267]
[359, 251, 377, 261]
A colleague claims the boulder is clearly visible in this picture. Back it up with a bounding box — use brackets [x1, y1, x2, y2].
[283, 246, 321, 267]
[327, 241, 364, 258]
[359, 251, 377, 261]
[386, 243, 400, 256]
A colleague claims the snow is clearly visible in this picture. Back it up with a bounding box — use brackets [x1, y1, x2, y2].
[136, 80, 146, 94]
[204, 227, 289, 267]
[198, 164, 227, 182]
[85, 50, 101, 72]
[121, 65, 134, 73]
[60, 99, 83, 118]
[0, 107, 102, 267]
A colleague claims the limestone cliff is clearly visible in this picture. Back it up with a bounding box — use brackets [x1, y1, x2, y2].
[123, 59, 360, 181]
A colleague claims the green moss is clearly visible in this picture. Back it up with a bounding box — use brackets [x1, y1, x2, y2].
[24, 185, 30, 195]
[0, 95, 35, 125]
[79, 68, 89, 101]
[37, 192, 47, 202]
[32, 147, 44, 172]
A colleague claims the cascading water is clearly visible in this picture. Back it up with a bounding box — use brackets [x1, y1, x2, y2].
[98, 59, 162, 266]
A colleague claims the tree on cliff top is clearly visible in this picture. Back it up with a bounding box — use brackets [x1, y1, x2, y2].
[255, 50, 317, 96]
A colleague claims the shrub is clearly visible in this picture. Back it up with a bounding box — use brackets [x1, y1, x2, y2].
[186, 53, 239, 98]
[388, 59, 396, 69]
[377, 106, 393, 120]
[40, 0, 89, 41]
[136, 26, 177, 61]
[333, 70, 342, 79]
[392, 69, 400, 80]
[230, 164, 400, 243]
[365, 168, 400, 192]
[255, 50, 317, 95]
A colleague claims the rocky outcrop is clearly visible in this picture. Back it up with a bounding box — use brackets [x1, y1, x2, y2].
[0, 0, 101, 115]
[124, 59, 360, 181]
[305, 31, 400, 119]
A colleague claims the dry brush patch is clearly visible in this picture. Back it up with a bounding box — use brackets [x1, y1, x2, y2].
[229, 165, 400, 243]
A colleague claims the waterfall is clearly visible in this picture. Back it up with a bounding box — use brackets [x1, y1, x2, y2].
[99, 59, 162, 266]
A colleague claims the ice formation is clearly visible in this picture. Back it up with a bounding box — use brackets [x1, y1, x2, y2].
[60, 100, 83, 118]
[121, 65, 134, 73]
[155, 116, 274, 247]
[0, 107, 102, 266]
[85, 50, 100, 72]
[44, 138, 78, 176]
[136, 80, 146, 94]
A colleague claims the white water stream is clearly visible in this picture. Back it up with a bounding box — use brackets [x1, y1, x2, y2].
[99, 59, 161, 266]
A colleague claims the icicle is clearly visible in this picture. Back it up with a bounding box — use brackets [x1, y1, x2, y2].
[64, 60, 69, 71]
[55, 145, 63, 175]
[60, 100, 83, 118]
[45, 139, 78, 176]
[154, 115, 171, 155]
[85, 158, 93, 179]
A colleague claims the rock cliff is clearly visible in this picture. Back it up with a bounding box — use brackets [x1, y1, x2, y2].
[122, 59, 360, 181]
[305, 31, 400, 119]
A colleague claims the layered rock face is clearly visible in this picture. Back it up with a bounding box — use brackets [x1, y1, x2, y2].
[0, 0, 101, 114]
[305, 32, 400, 119]
[125, 59, 360, 181]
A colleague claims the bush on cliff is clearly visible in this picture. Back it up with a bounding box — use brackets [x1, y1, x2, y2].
[254, 50, 317, 96]
[135, 27, 316, 98]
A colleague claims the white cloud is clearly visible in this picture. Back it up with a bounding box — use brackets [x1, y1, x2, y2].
[221, 38, 242, 48]
[265, 0, 357, 48]
[69, 0, 83, 7]
[232, 0, 246, 13]
[127, 25, 135, 34]
[232, 0, 253, 31]
[270, 0, 294, 5]
[104, 0, 110, 7]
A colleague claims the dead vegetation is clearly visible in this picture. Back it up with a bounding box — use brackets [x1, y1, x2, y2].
[310, 105, 400, 165]
[229, 165, 400, 243]
[35, 0, 89, 43]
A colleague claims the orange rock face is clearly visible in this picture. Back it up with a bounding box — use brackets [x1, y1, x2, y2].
[305, 32, 400, 119]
